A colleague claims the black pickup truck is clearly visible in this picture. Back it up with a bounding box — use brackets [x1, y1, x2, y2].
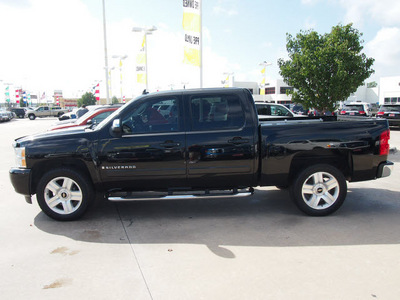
[9, 88, 393, 221]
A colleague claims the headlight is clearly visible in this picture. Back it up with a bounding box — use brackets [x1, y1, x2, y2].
[14, 147, 26, 168]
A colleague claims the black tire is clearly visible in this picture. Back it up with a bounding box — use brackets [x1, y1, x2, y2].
[36, 168, 94, 221]
[290, 164, 347, 216]
[57, 112, 64, 118]
[28, 114, 36, 120]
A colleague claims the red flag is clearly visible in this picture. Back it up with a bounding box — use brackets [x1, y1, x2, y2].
[95, 83, 100, 101]
[16, 89, 20, 103]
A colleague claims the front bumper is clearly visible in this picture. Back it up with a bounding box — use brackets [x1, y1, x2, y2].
[376, 161, 394, 178]
[9, 168, 32, 202]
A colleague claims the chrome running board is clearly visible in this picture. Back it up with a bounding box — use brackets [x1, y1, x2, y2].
[107, 188, 254, 202]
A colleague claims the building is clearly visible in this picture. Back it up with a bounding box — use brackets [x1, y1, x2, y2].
[233, 79, 293, 104]
[233, 76, 400, 106]
[379, 76, 400, 104]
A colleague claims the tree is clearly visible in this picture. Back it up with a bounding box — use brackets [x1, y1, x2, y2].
[112, 96, 120, 104]
[278, 24, 375, 112]
[77, 92, 96, 107]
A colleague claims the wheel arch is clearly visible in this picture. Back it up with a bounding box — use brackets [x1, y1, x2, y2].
[288, 149, 352, 184]
[31, 159, 93, 195]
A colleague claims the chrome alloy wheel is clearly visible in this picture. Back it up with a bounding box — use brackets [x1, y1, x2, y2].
[44, 176, 83, 215]
[301, 171, 340, 210]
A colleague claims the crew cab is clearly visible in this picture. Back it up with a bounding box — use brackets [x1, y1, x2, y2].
[9, 88, 393, 221]
[26, 106, 68, 120]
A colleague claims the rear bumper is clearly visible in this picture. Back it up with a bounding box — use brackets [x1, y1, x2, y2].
[388, 119, 400, 126]
[376, 161, 394, 178]
[9, 168, 32, 198]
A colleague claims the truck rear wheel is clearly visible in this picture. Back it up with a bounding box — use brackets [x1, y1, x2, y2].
[290, 164, 347, 216]
[36, 168, 94, 221]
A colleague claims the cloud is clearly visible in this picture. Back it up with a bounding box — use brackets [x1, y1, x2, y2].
[212, 0, 238, 16]
[366, 27, 400, 78]
[338, 0, 400, 27]
[301, 0, 320, 5]
[304, 18, 317, 30]
[0, 0, 240, 99]
[0, 0, 104, 95]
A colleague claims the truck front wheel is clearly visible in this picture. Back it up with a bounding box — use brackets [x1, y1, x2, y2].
[36, 168, 94, 221]
[290, 164, 347, 216]
[28, 114, 36, 120]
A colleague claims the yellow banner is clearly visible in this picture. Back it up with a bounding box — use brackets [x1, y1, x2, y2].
[182, 12, 201, 32]
[136, 53, 145, 65]
[183, 46, 200, 67]
[137, 73, 146, 84]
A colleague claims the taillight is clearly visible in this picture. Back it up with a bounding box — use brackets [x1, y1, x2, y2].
[379, 129, 390, 155]
[377, 112, 384, 116]
[359, 111, 366, 115]
[340, 111, 346, 115]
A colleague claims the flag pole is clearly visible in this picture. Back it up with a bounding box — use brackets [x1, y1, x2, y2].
[199, 0, 203, 88]
[102, 0, 110, 104]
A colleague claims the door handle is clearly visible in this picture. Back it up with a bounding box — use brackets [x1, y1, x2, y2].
[228, 137, 249, 145]
[160, 141, 180, 148]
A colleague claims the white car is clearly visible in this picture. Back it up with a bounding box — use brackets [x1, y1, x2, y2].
[255, 102, 305, 120]
[339, 102, 372, 117]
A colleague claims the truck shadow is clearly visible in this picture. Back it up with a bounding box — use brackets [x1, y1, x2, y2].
[33, 187, 400, 258]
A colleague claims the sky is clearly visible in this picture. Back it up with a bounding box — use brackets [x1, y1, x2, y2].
[1, 0, 400, 101]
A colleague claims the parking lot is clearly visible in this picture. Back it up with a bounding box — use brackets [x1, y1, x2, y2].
[1, 117, 400, 299]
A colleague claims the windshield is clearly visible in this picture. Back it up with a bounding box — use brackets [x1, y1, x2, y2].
[75, 108, 102, 123]
[379, 105, 400, 112]
[94, 95, 144, 131]
[342, 105, 363, 111]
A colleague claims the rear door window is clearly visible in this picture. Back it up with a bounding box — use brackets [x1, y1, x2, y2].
[189, 94, 245, 131]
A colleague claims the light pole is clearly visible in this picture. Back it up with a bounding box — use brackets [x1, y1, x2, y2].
[112, 55, 128, 102]
[132, 26, 157, 92]
[102, 0, 110, 104]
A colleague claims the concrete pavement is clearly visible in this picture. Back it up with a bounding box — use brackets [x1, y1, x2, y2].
[1, 118, 400, 299]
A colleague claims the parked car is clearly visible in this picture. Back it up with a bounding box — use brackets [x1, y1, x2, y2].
[58, 108, 79, 121]
[9, 107, 26, 118]
[26, 106, 69, 120]
[369, 103, 380, 116]
[292, 104, 307, 115]
[339, 102, 371, 117]
[0, 109, 13, 122]
[255, 102, 305, 120]
[9, 88, 393, 221]
[49, 106, 120, 130]
[377, 104, 400, 127]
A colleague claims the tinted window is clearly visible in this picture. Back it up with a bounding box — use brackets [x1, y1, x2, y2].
[270, 105, 292, 116]
[256, 104, 269, 115]
[121, 97, 180, 134]
[190, 95, 245, 131]
[343, 105, 363, 111]
[380, 105, 400, 112]
[92, 111, 114, 124]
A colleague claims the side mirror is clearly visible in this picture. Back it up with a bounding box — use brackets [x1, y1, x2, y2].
[111, 119, 121, 134]
[86, 119, 92, 125]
